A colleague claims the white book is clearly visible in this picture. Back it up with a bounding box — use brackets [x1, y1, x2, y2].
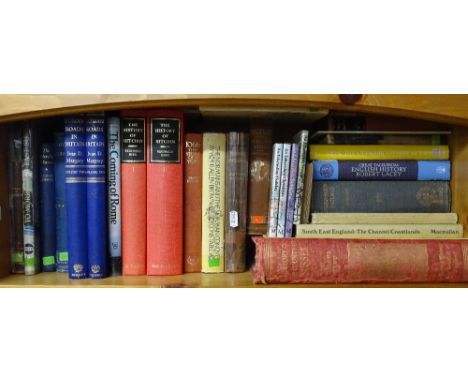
[267, 144, 283, 237]
[276, 144, 291, 238]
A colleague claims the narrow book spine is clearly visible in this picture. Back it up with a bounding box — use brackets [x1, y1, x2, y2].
[39, 143, 57, 271]
[54, 131, 68, 272]
[293, 130, 309, 224]
[300, 162, 314, 224]
[65, 116, 88, 279]
[224, 131, 249, 272]
[107, 115, 122, 275]
[184, 132, 203, 272]
[86, 114, 106, 278]
[22, 124, 41, 275]
[202, 132, 226, 273]
[313, 160, 451, 180]
[276, 143, 291, 238]
[267, 144, 283, 237]
[147, 111, 184, 275]
[121, 112, 147, 275]
[8, 128, 24, 274]
[285, 144, 299, 237]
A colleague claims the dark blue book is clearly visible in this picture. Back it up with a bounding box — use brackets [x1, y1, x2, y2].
[64, 116, 88, 279]
[39, 142, 57, 272]
[313, 160, 451, 181]
[54, 131, 68, 272]
[86, 114, 107, 278]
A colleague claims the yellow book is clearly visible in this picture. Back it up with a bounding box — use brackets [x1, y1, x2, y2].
[309, 145, 449, 160]
[296, 223, 463, 239]
[202, 133, 226, 273]
[310, 213, 459, 225]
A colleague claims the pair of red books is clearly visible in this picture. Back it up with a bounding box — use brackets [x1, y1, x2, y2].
[121, 109, 184, 275]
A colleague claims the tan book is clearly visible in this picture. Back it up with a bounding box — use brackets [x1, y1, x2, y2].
[300, 162, 313, 224]
[310, 212, 458, 225]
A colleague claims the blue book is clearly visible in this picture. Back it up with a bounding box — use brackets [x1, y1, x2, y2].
[86, 114, 107, 278]
[64, 116, 88, 279]
[313, 160, 451, 181]
[54, 131, 68, 272]
[39, 142, 57, 272]
[107, 115, 122, 275]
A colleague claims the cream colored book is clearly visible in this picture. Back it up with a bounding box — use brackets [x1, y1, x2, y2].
[296, 223, 463, 239]
[310, 212, 458, 225]
[202, 133, 226, 273]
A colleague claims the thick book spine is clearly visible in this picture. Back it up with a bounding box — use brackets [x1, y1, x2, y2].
[202, 132, 226, 273]
[8, 128, 24, 274]
[293, 130, 309, 224]
[121, 111, 147, 275]
[300, 162, 314, 224]
[65, 116, 88, 278]
[285, 144, 299, 237]
[313, 160, 451, 180]
[86, 114, 106, 278]
[276, 143, 291, 238]
[107, 115, 122, 276]
[247, 120, 273, 235]
[147, 110, 184, 275]
[224, 132, 249, 272]
[310, 212, 459, 225]
[39, 143, 57, 272]
[267, 144, 283, 237]
[309, 145, 450, 160]
[54, 131, 68, 272]
[252, 237, 468, 284]
[184, 132, 203, 272]
[22, 124, 41, 275]
[313, 181, 451, 213]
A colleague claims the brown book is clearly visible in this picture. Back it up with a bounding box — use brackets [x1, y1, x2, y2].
[247, 120, 273, 235]
[300, 162, 313, 224]
[225, 131, 249, 272]
[184, 132, 203, 272]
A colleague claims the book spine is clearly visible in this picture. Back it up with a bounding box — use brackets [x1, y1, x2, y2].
[247, 121, 273, 235]
[276, 143, 291, 238]
[313, 160, 451, 180]
[285, 144, 299, 237]
[147, 111, 184, 275]
[65, 116, 88, 278]
[313, 181, 451, 213]
[309, 145, 450, 160]
[224, 131, 249, 272]
[8, 128, 24, 274]
[310, 212, 459, 225]
[300, 162, 314, 224]
[121, 112, 147, 275]
[267, 144, 283, 237]
[86, 114, 106, 278]
[293, 130, 309, 224]
[252, 237, 468, 284]
[39, 143, 57, 272]
[296, 223, 463, 239]
[22, 124, 41, 275]
[54, 131, 68, 272]
[202, 132, 226, 273]
[107, 115, 122, 276]
[184, 133, 203, 272]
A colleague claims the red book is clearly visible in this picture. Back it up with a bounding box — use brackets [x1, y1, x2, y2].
[121, 110, 147, 275]
[147, 110, 184, 275]
[252, 237, 468, 284]
[184, 132, 202, 272]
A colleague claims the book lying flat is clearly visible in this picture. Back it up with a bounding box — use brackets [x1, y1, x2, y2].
[310, 212, 458, 224]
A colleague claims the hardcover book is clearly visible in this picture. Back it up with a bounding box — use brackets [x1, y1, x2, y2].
[267, 143, 283, 237]
[54, 131, 68, 272]
[310, 212, 459, 225]
[293, 130, 309, 224]
[285, 144, 299, 237]
[300, 162, 314, 224]
[147, 110, 184, 276]
[276, 143, 291, 238]
[121, 110, 147, 275]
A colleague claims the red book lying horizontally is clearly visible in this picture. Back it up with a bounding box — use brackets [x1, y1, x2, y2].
[147, 110, 184, 275]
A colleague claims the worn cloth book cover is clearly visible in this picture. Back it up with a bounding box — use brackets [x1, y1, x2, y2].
[276, 143, 291, 238]
[300, 162, 314, 224]
[202, 132, 226, 273]
[293, 130, 309, 224]
[252, 237, 468, 284]
[147, 110, 184, 276]
[311, 212, 459, 225]
[54, 131, 68, 272]
[39, 142, 57, 272]
[267, 143, 283, 237]
[65, 116, 88, 278]
[285, 144, 299, 237]
[121, 110, 147, 275]
[224, 131, 249, 272]
[313, 160, 451, 181]
[107, 115, 122, 276]
[8, 127, 24, 274]
[313, 181, 451, 213]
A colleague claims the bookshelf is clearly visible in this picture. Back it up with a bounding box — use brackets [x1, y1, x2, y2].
[1, 94, 468, 287]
